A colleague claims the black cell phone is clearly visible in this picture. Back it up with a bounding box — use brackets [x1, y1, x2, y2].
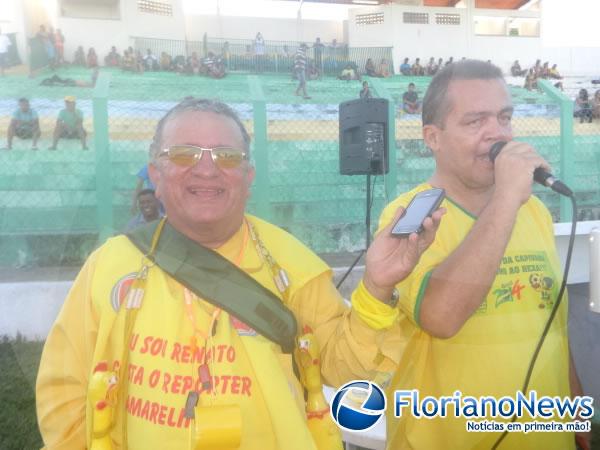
[390, 188, 445, 237]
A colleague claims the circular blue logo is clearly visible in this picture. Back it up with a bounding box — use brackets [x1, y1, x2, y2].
[330, 380, 386, 432]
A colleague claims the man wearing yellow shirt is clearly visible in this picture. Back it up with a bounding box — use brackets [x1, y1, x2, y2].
[379, 59, 589, 450]
[36, 98, 443, 450]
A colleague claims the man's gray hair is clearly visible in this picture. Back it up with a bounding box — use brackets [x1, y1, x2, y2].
[150, 98, 251, 160]
[422, 59, 505, 128]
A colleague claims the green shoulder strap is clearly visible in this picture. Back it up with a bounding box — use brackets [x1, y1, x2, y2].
[126, 220, 297, 353]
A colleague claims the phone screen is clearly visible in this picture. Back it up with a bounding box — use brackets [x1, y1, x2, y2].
[391, 190, 444, 235]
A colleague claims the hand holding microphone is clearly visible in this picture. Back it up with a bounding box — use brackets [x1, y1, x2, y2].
[489, 141, 573, 198]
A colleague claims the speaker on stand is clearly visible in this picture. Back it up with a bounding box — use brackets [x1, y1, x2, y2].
[336, 98, 390, 289]
[339, 97, 389, 246]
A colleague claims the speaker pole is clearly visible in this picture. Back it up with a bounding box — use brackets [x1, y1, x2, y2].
[366, 173, 372, 248]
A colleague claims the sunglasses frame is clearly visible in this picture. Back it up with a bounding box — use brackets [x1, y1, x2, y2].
[158, 145, 248, 168]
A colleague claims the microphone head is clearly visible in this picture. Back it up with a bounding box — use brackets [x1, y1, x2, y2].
[489, 141, 507, 162]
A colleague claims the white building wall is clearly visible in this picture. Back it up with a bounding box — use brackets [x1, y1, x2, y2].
[55, 0, 187, 62]
[392, 6, 468, 65]
[348, 4, 600, 76]
[183, 15, 344, 44]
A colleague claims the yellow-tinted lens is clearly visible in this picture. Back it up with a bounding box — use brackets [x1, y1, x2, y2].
[167, 145, 199, 166]
[212, 147, 245, 169]
[163, 146, 245, 169]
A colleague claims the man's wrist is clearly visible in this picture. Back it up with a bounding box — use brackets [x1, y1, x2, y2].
[362, 276, 398, 306]
[487, 191, 522, 220]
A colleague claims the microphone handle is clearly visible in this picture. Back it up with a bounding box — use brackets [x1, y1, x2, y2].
[533, 168, 553, 186]
[490, 142, 572, 197]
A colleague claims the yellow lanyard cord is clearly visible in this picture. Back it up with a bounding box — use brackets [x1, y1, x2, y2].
[117, 217, 167, 449]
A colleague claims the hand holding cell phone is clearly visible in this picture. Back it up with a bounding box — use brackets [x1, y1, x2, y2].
[362, 193, 445, 302]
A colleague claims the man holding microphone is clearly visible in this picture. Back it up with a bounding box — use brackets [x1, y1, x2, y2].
[379, 59, 589, 450]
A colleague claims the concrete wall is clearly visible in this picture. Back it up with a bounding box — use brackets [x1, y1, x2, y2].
[348, 3, 600, 76]
[184, 15, 344, 44]
[55, 0, 187, 64]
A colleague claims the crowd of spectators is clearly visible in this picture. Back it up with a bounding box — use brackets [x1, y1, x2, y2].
[513, 59, 563, 91]
[399, 57, 454, 76]
[574, 88, 600, 123]
[99, 45, 228, 78]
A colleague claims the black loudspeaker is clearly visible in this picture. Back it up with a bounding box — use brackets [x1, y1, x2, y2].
[339, 98, 389, 175]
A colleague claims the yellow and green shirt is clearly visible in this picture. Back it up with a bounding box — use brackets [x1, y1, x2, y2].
[380, 184, 572, 450]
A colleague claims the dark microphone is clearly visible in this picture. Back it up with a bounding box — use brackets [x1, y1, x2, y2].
[489, 141, 573, 197]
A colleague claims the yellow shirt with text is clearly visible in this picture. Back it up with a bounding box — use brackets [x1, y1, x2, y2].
[380, 184, 572, 450]
[37, 215, 398, 450]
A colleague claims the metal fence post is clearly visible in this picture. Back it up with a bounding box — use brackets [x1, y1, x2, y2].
[369, 77, 398, 200]
[92, 73, 114, 242]
[248, 75, 270, 221]
[539, 79, 574, 222]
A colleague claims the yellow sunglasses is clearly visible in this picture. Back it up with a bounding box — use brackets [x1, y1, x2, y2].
[159, 145, 247, 169]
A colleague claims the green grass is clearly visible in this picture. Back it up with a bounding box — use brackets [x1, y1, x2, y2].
[1, 336, 599, 449]
[0, 336, 43, 450]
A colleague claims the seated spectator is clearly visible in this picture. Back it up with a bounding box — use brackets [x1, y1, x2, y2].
[86, 47, 98, 68]
[437, 57, 444, 69]
[445, 57, 454, 66]
[104, 46, 121, 67]
[359, 81, 372, 99]
[378, 58, 391, 78]
[411, 58, 424, 76]
[49, 96, 88, 150]
[400, 57, 411, 76]
[200, 51, 214, 75]
[593, 90, 600, 119]
[121, 50, 134, 71]
[426, 57, 438, 76]
[524, 68, 537, 90]
[365, 58, 378, 77]
[339, 63, 359, 81]
[73, 46, 85, 66]
[549, 64, 562, 79]
[135, 50, 146, 71]
[202, 52, 226, 79]
[5, 98, 41, 150]
[574, 88, 593, 123]
[184, 52, 200, 75]
[172, 55, 186, 73]
[540, 61, 550, 79]
[125, 189, 163, 231]
[510, 60, 527, 76]
[143, 49, 158, 71]
[402, 82, 421, 114]
[160, 51, 172, 71]
[532, 59, 542, 77]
